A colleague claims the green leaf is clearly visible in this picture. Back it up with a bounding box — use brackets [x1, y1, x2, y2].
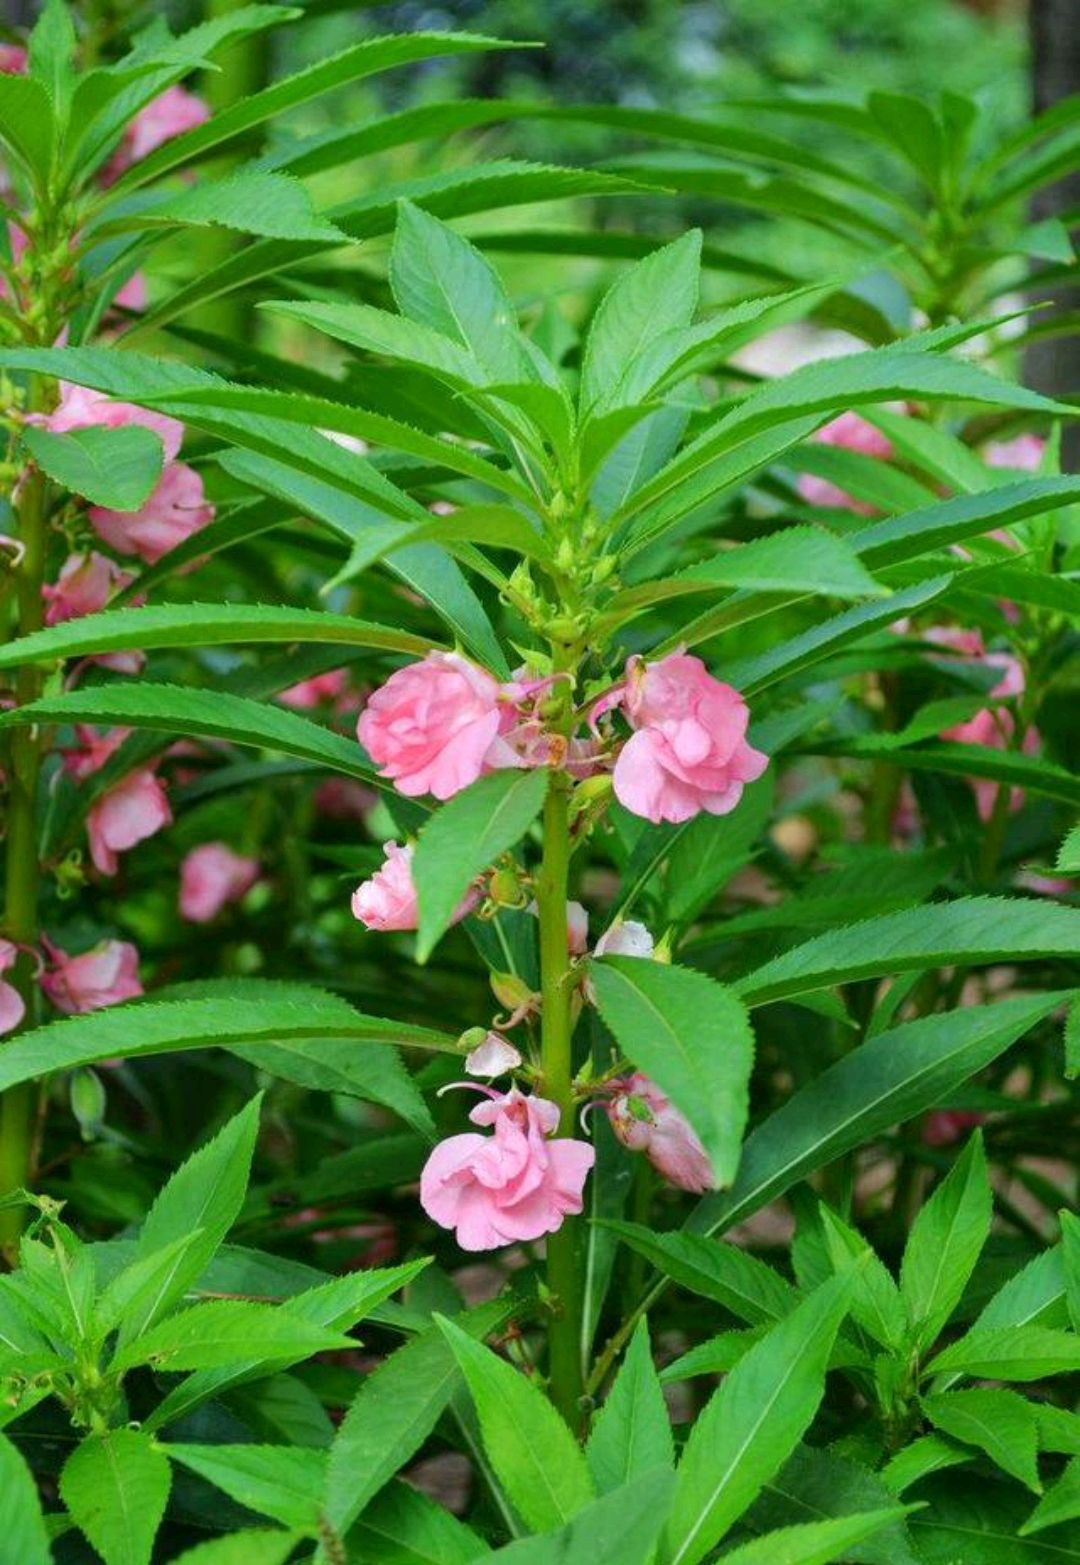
[1056, 825, 1080, 876]
[436, 1313, 595, 1532]
[323, 1298, 515, 1536]
[0, 75, 54, 181]
[852, 476, 1080, 568]
[485, 1471, 675, 1565]
[586, 1319, 674, 1494]
[733, 898, 1080, 1006]
[349, 1480, 489, 1564]
[60, 1429, 171, 1565]
[121, 1097, 261, 1343]
[0, 602, 438, 669]
[900, 1132, 992, 1351]
[0, 1433, 52, 1565]
[163, 1533, 300, 1565]
[591, 959, 755, 1189]
[911, 1471, 1078, 1561]
[750, 1445, 922, 1565]
[818, 1207, 907, 1350]
[164, 1445, 324, 1530]
[693, 991, 1067, 1237]
[1021, 1460, 1080, 1536]
[921, 1389, 1041, 1492]
[662, 1277, 852, 1565]
[880, 1435, 970, 1496]
[580, 231, 701, 413]
[413, 769, 549, 961]
[712, 1510, 909, 1565]
[112, 1298, 351, 1373]
[21, 423, 163, 511]
[927, 1326, 1080, 1381]
[103, 170, 346, 244]
[600, 1222, 794, 1325]
[662, 774, 774, 926]
[1063, 1212, 1080, 1334]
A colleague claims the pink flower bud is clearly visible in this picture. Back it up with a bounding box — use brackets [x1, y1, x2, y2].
[420, 1087, 594, 1251]
[612, 652, 767, 825]
[464, 1032, 523, 1077]
[0, 940, 25, 1035]
[605, 1073, 713, 1193]
[351, 840, 478, 932]
[43, 551, 133, 626]
[86, 768, 172, 876]
[41, 939, 142, 1014]
[179, 842, 260, 923]
[90, 461, 213, 564]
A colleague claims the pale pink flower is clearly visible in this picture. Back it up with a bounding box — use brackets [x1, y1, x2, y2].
[566, 900, 589, 956]
[611, 653, 768, 825]
[420, 1086, 594, 1251]
[279, 670, 349, 709]
[357, 652, 524, 801]
[179, 842, 259, 923]
[0, 940, 25, 1035]
[107, 85, 210, 178]
[0, 45, 27, 73]
[43, 551, 133, 626]
[113, 272, 148, 313]
[985, 435, 1045, 472]
[62, 725, 131, 783]
[41, 938, 142, 1013]
[605, 1072, 712, 1193]
[90, 461, 212, 564]
[940, 651, 1038, 821]
[1015, 870, 1073, 897]
[594, 920, 655, 961]
[351, 840, 477, 933]
[87, 767, 172, 875]
[464, 1032, 523, 1077]
[797, 411, 894, 513]
[37, 381, 183, 462]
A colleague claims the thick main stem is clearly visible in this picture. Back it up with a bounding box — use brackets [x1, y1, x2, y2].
[537, 759, 585, 1431]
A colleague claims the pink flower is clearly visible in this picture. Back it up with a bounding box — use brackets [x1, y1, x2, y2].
[113, 272, 148, 313]
[313, 778, 377, 822]
[940, 651, 1038, 821]
[90, 461, 213, 564]
[464, 1032, 523, 1077]
[985, 435, 1045, 472]
[43, 551, 133, 626]
[566, 900, 589, 956]
[420, 1087, 594, 1251]
[922, 1110, 985, 1148]
[41, 939, 142, 1013]
[62, 725, 131, 783]
[797, 412, 894, 514]
[0, 45, 27, 73]
[179, 842, 259, 923]
[351, 840, 477, 932]
[0, 941, 25, 1035]
[605, 1073, 712, 1193]
[357, 652, 523, 801]
[279, 670, 349, 709]
[611, 653, 768, 825]
[86, 767, 172, 875]
[107, 85, 210, 177]
[38, 381, 183, 462]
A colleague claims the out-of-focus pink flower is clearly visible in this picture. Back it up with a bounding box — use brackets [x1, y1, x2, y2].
[985, 435, 1045, 472]
[279, 669, 349, 709]
[41, 938, 142, 1013]
[62, 725, 131, 783]
[0, 940, 25, 1035]
[1015, 870, 1073, 897]
[90, 462, 213, 564]
[313, 777, 377, 822]
[43, 551, 133, 626]
[113, 272, 148, 313]
[922, 1110, 985, 1148]
[605, 1072, 712, 1192]
[0, 45, 26, 73]
[566, 900, 589, 955]
[36, 381, 183, 462]
[940, 651, 1037, 820]
[87, 767, 171, 875]
[797, 411, 894, 513]
[351, 840, 478, 932]
[107, 85, 210, 178]
[611, 653, 767, 825]
[357, 652, 524, 801]
[420, 1086, 594, 1251]
[179, 842, 259, 923]
[464, 1032, 522, 1077]
[594, 920, 655, 961]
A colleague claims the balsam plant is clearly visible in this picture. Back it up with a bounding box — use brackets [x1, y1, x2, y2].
[0, 3, 1078, 1562]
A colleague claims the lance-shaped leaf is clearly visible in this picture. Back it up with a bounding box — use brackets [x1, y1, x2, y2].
[21, 423, 163, 511]
[587, 1319, 674, 1495]
[580, 230, 702, 413]
[61, 1429, 171, 1565]
[899, 1132, 992, 1350]
[590, 958, 755, 1189]
[163, 1445, 326, 1531]
[0, 1434, 52, 1565]
[486, 1471, 675, 1565]
[926, 1325, 1080, 1382]
[710, 1510, 910, 1565]
[921, 1390, 1041, 1493]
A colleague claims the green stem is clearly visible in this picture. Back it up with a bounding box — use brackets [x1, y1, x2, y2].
[537, 770, 586, 1432]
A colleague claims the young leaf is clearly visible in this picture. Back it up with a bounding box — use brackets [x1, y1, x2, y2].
[413, 768, 549, 960]
[163, 1533, 301, 1565]
[580, 230, 702, 413]
[164, 1445, 325, 1531]
[103, 170, 346, 243]
[1020, 1460, 1080, 1536]
[600, 1222, 794, 1325]
[819, 1206, 908, 1350]
[710, 1510, 909, 1565]
[590, 958, 755, 1188]
[921, 1389, 1041, 1492]
[484, 1470, 675, 1565]
[21, 424, 163, 511]
[112, 1298, 352, 1373]
[899, 1131, 992, 1351]
[60, 1429, 171, 1565]
[661, 1276, 852, 1565]
[436, 1313, 595, 1532]
[926, 1326, 1080, 1382]
[0, 1433, 52, 1565]
[586, 1318, 674, 1494]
